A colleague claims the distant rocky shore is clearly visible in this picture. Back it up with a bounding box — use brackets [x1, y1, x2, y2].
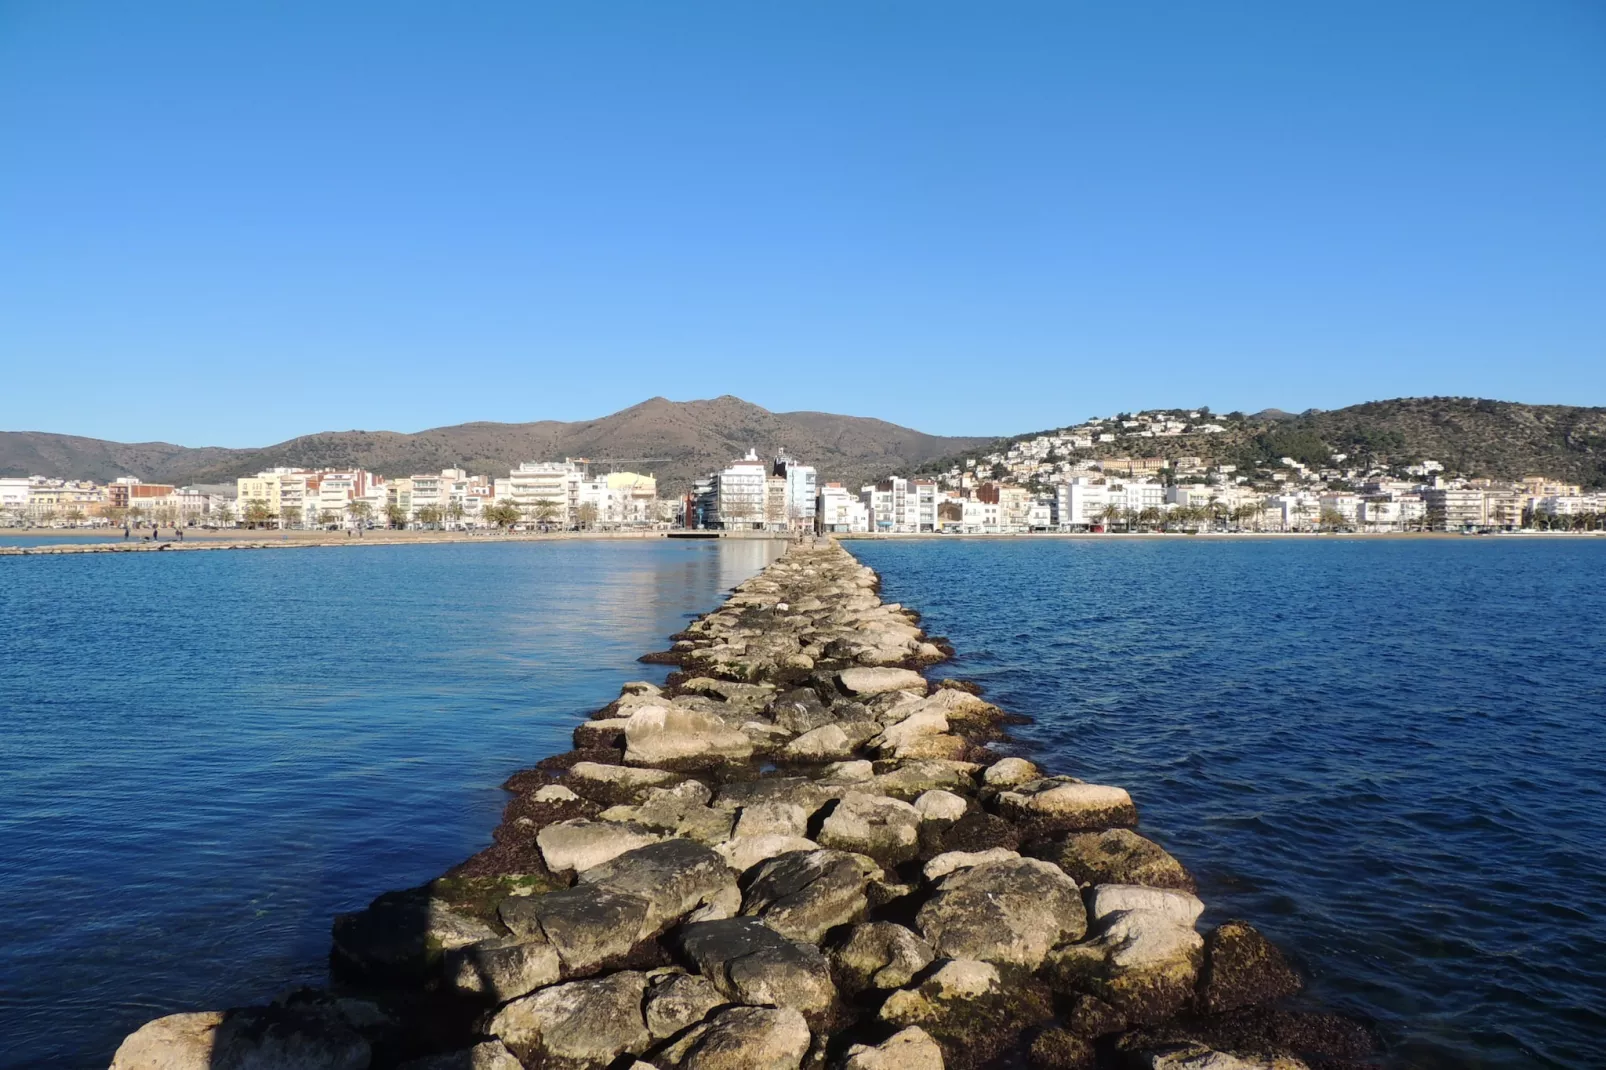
[109, 540, 1371, 1070]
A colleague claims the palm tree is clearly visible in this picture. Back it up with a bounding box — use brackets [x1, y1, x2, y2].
[531, 500, 559, 529]
[1099, 503, 1123, 533]
[243, 499, 272, 528]
[486, 500, 521, 529]
[446, 501, 466, 529]
[346, 500, 374, 528]
[1139, 506, 1163, 532]
[385, 502, 408, 529]
[416, 505, 443, 529]
[1122, 507, 1140, 533]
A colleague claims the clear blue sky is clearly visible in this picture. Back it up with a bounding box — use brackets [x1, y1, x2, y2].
[2, 2, 1602, 446]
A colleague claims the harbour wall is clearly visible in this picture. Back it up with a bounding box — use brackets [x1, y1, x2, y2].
[107, 538, 1369, 1070]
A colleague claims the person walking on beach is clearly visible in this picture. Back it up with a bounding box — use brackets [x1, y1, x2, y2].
[123, 525, 130, 540]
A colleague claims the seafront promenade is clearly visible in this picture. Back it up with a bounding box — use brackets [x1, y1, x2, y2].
[107, 539, 1363, 1070]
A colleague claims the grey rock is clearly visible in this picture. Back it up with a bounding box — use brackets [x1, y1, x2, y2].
[921, 848, 1020, 883]
[1033, 829, 1195, 892]
[675, 918, 837, 1019]
[840, 1027, 945, 1070]
[625, 705, 754, 769]
[916, 857, 1086, 969]
[830, 921, 935, 992]
[768, 690, 835, 734]
[868, 761, 977, 801]
[1197, 920, 1302, 1014]
[489, 972, 651, 1070]
[913, 790, 968, 823]
[564, 762, 687, 806]
[537, 818, 666, 874]
[838, 668, 927, 696]
[499, 885, 651, 976]
[446, 934, 561, 1002]
[981, 757, 1038, 788]
[741, 849, 876, 943]
[678, 1006, 811, 1070]
[783, 725, 854, 762]
[995, 779, 1138, 834]
[579, 839, 738, 936]
[1042, 887, 1205, 1024]
[733, 801, 811, 840]
[645, 973, 727, 1040]
[331, 891, 497, 980]
[817, 791, 921, 865]
[715, 834, 823, 875]
[109, 1007, 369, 1070]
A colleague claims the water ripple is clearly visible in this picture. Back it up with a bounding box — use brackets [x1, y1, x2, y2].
[855, 537, 1606, 1070]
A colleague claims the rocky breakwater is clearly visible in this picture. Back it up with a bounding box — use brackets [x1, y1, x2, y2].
[109, 540, 1370, 1070]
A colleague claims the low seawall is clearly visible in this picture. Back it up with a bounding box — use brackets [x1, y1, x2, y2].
[108, 539, 1368, 1070]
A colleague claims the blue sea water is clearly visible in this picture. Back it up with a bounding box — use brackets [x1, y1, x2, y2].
[0, 539, 784, 1069]
[852, 537, 1606, 1070]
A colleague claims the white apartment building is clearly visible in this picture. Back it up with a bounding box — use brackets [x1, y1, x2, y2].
[818, 482, 870, 533]
[714, 450, 769, 529]
[501, 460, 583, 527]
[1056, 478, 1110, 530]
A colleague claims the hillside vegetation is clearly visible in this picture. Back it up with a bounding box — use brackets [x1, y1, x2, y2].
[919, 398, 1606, 487]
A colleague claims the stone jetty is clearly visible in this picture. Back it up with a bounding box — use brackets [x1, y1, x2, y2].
[109, 540, 1370, 1070]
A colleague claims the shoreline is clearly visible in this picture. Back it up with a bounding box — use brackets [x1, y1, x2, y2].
[4, 526, 1601, 557]
[0, 529, 785, 556]
[110, 538, 1368, 1070]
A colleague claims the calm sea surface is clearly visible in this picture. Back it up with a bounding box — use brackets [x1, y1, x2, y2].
[853, 537, 1606, 1070]
[0, 539, 784, 1068]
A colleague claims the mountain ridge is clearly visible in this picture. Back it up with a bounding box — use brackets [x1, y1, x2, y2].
[8, 395, 1605, 492]
[0, 396, 995, 494]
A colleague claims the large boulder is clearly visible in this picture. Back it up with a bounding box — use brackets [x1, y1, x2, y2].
[868, 761, 977, 801]
[564, 762, 687, 806]
[1197, 921, 1302, 1014]
[782, 725, 855, 762]
[838, 668, 927, 696]
[677, 1006, 811, 1070]
[644, 972, 727, 1040]
[579, 839, 739, 935]
[916, 858, 1085, 969]
[331, 891, 497, 981]
[840, 1026, 945, 1070]
[830, 921, 935, 992]
[879, 960, 1054, 1070]
[768, 689, 835, 734]
[489, 972, 651, 1070]
[1043, 886, 1205, 1024]
[1032, 829, 1194, 892]
[995, 779, 1138, 834]
[109, 1007, 369, 1070]
[817, 791, 921, 865]
[499, 885, 652, 976]
[1133, 1045, 1310, 1070]
[674, 918, 837, 1020]
[741, 849, 876, 943]
[537, 818, 665, 874]
[624, 705, 754, 769]
[446, 934, 562, 1002]
[715, 834, 824, 875]
[733, 800, 811, 840]
[981, 757, 1039, 788]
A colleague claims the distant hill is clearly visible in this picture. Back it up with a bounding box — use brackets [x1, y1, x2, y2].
[1292, 398, 1606, 485]
[915, 397, 1606, 487]
[0, 396, 995, 494]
